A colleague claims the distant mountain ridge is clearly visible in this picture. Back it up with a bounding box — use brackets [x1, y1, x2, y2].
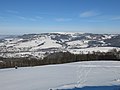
[0, 32, 119, 58]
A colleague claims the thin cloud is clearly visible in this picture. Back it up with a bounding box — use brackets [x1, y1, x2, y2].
[28, 18, 37, 21]
[17, 16, 27, 20]
[111, 16, 120, 20]
[36, 16, 43, 19]
[55, 18, 72, 22]
[0, 16, 5, 19]
[0, 16, 7, 21]
[85, 20, 105, 22]
[80, 10, 100, 17]
[28, 16, 43, 21]
[6, 10, 19, 14]
[16, 15, 38, 21]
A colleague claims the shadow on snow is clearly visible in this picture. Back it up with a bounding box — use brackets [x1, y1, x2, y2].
[59, 85, 120, 90]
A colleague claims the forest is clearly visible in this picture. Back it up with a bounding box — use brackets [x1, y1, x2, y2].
[0, 49, 120, 69]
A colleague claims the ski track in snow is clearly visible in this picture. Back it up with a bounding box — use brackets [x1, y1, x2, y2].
[81, 63, 92, 86]
[73, 62, 93, 88]
[53, 61, 120, 90]
[101, 65, 120, 84]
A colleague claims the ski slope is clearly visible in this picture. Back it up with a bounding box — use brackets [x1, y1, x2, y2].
[0, 61, 120, 90]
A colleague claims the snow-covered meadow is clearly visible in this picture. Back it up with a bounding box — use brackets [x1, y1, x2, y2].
[0, 61, 120, 90]
[0, 33, 119, 58]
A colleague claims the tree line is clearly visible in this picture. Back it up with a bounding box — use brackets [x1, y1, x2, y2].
[0, 49, 120, 69]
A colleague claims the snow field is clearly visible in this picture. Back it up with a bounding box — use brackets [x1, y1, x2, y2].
[0, 61, 120, 90]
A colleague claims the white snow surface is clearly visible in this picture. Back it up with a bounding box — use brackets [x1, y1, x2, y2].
[66, 40, 89, 48]
[15, 37, 61, 49]
[69, 47, 120, 54]
[51, 32, 84, 35]
[38, 37, 62, 49]
[0, 61, 120, 90]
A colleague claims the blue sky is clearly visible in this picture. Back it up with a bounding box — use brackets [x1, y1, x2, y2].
[0, 0, 120, 34]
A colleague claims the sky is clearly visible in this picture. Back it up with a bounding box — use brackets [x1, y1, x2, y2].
[0, 0, 120, 34]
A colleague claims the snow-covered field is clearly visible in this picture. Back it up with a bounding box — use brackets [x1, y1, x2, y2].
[68, 47, 120, 54]
[0, 33, 119, 58]
[0, 61, 120, 90]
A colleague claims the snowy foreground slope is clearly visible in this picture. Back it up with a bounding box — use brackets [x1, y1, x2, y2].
[0, 61, 120, 90]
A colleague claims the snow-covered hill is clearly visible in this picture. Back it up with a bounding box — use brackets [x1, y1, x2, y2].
[0, 61, 120, 90]
[0, 32, 120, 58]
